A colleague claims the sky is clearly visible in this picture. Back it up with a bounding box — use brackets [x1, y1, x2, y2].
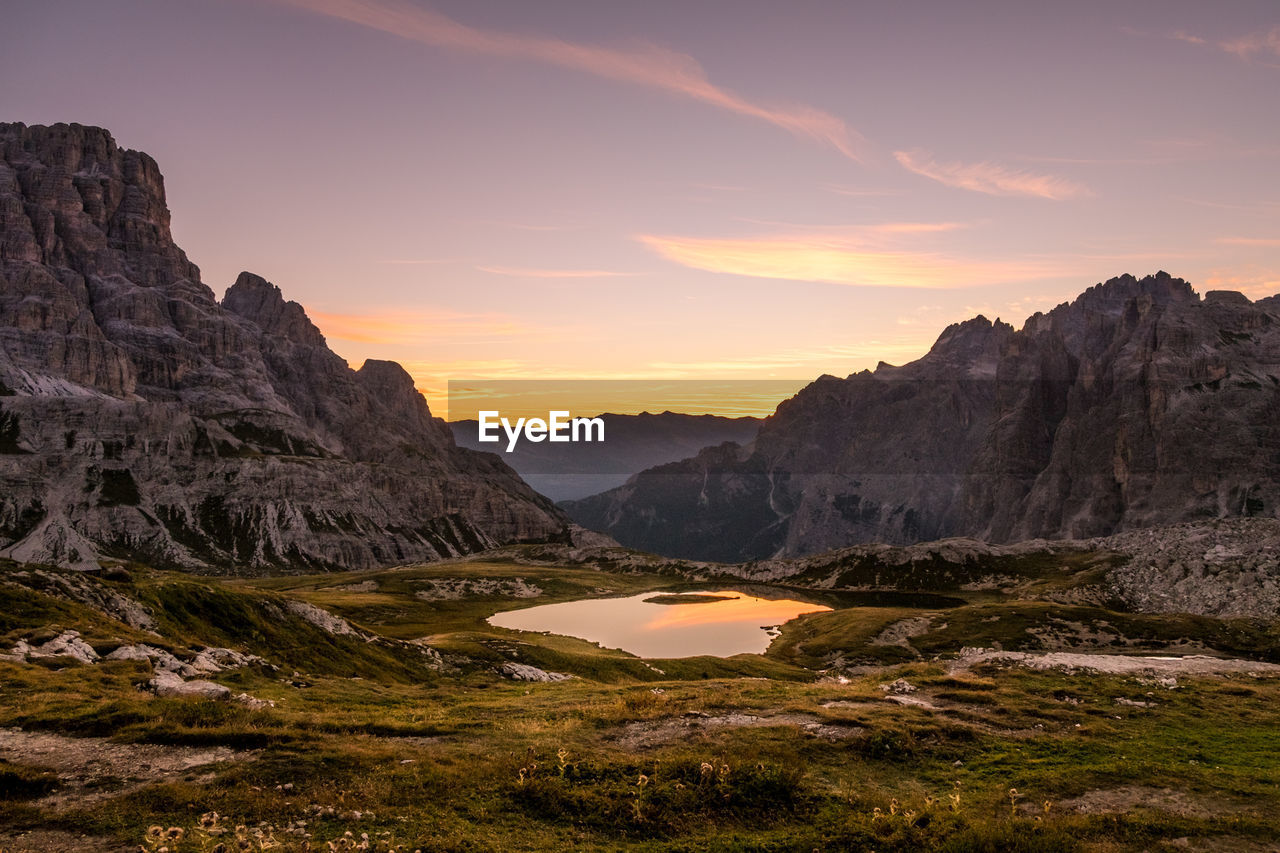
[4, 0, 1280, 418]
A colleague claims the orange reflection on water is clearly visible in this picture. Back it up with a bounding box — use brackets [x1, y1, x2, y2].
[643, 591, 830, 631]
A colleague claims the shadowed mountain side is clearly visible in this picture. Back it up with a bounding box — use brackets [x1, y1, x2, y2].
[0, 122, 569, 571]
[450, 411, 760, 502]
[564, 273, 1280, 562]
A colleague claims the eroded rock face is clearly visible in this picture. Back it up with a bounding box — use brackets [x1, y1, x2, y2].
[567, 273, 1280, 560]
[0, 122, 568, 571]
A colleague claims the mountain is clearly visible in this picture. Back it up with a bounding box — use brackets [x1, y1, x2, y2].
[565, 273, 1280, 561]
[450, 411, 760, 502]
[0, 121, 570, 572]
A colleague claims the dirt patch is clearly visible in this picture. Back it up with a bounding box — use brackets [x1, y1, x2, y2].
[1059, 785, 1247, 819]
[951, 650, 1280, 677]
[872, 616, 935, 649]
[611, 712, 863, 750]
[0, 727, 254, 810]
[325, 579, 379, 592]
[883, 694, 940, 710]
[0, 828, 132, 852]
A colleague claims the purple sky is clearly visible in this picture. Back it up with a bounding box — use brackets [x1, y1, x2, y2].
[5, 0, 1279, 416]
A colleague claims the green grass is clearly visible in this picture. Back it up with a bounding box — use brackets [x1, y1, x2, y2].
[0, 554, 1278, 850]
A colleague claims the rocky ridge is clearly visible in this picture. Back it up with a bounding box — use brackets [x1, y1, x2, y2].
[0, 122, 570, 571]
[566, 273, 1280, 562]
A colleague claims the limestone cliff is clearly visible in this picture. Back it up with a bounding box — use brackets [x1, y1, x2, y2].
[566, 273, 1280, 561]
[0, 122, 569, 571]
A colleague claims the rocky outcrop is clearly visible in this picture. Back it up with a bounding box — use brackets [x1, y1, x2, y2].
[499, 662, 572, 682]
[567, 273, 1280, 561]
[1101, 518, 1280, 620]
[148, 669, 231, 700]
[0, 122, 569, 571]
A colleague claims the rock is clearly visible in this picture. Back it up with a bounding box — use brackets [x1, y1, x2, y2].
[32, 630, 99, 664]
[233, 692, 274, 710]
[284, 600, 358, 636]
[0, 639, 32, 662]
[188, 646, 265, 673]
[1103, 519, 1280, 619]
[411, 577, 542, 602]
[103, 642, 265, 677]
[102, 643, 154, 662]
[148, 669, 230, 699]
[105, 643, 196, 676]
[879, 678, 917, 695]
[5, 570, 155, 630]
[499, 662, 572, 682]
[0, 122, 569, 572]
[566, 272, 1280, 561]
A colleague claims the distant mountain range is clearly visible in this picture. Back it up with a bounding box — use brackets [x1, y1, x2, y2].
[564, 272, 1280, 562]
[450, 412, 760, 502]
[0, 122, 569, 571]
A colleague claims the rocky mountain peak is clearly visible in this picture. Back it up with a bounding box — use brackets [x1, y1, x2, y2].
[1063, 271, 1197, 317]
[222, 271, 327, 348]
[923, 314, 1015, 373]
[0, 121, 199, 288]
[0, 122, 568, 571]
[568, 271, 1280, 561]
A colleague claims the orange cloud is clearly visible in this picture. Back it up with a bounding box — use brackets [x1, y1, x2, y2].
[1216, 237, 1280, 247]
[277, 0, 867, 161]
[1199, 272, 1280, 300]
[895, 149, 1091, 200]
[636, 230, 1066, 289]
[310, 309, 545, 345]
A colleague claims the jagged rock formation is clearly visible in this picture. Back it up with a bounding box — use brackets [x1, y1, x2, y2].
[0, 122, 569, 571]
[566, 273, 1280, 561]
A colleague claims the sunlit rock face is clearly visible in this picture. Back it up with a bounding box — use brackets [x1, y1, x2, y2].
[0, 122, 569, 571]
[567, 273, 1280, 561]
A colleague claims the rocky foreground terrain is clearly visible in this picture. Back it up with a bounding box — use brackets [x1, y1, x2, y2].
[567, 273, 1280, 562]
[0, 122, 569, 572]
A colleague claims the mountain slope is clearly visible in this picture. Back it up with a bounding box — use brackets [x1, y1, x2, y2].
[565, 273, 1280, 561]
[0, 122, 569, 571]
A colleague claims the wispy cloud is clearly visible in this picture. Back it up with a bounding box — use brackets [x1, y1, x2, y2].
[729, 217, 964, 234]
[1216, 236, 1280, 247]
[895, 149, 1091, 200]
[374, 257, 458, 265]
[310, 308, 556, 345]
[1133, 24, 1280, 67]
[636, 227, 1065, 289]
[473, 220, 587, 232]
[820, 184, 904, 198]
[1220, 26, 1280, 62]
[476, 265, 640, 279]
[644, 338, 935, 373]
[278, 0, 867, 161]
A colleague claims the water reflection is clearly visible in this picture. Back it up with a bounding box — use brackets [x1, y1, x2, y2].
[487, 589, 831, 658]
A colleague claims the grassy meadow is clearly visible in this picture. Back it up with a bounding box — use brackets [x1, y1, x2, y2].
[0, 551, 1278, 851]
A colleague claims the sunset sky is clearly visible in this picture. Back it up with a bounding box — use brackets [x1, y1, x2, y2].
[5, 1, 1280, 418]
